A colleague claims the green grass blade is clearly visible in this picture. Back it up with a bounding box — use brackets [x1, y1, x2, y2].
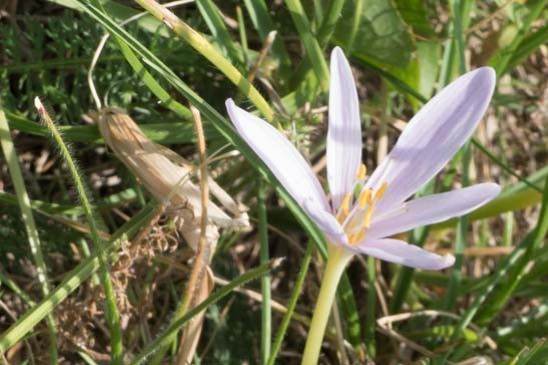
[474, 177, 548, 324]
[242, 0, 292, 75]
[196, 0, 243, 65]
[364, 256, 376, 359]
[284, 0, 329, 91]
[130, 260, 277, 365]
[6, 110, 200, 144]
[337, 274, 362, 348]
[0, 200, 159, 353]
[258, 180, 271, 364]
[490, 0, 548, 75]
[35, 100, 124, 364]
[445, 177, 548, 360]
[267, 241, 313, 365]
[0, 104, 58, 362]
[133, 0, 274, 121]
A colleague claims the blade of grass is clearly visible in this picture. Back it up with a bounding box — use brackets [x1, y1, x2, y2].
[284, 0, 329, 91]
[133, 0, 274, 121]
[35, 99, 124, 364]
[490, 0, 547, 75]
[0, 104, 58, 363]
[0, 200, 159, 353]
[258, 180, 271, 364]
[236, 6, 250, 67]
[505, 24, 548, 72]
[242, 0, 292, 76]
[442, 0, 470, 312]
[474, 176, 548, 324]
[5, 110, 209, 145]
[337, 274, 362, 348]
[130, 260, 279, 365]
[364, 256, 376, 359]
[446, 177, 548, 359]
[196, 0, 243, 65]
[267, 240, 313, 365]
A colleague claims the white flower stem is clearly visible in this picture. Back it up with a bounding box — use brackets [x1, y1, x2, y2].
[301, 245, 353, 365]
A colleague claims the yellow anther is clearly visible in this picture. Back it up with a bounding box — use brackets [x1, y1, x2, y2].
[340, 193, 352, 215]
[336, 193, 352, 222]
[358, 189, 372, 209]
[349, 230, 367, 245]
[374, 182, 389, 201]
[363, 207, 374, 229]
[356, 164, 367, 180]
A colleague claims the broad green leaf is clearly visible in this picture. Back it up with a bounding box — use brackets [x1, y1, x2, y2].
[334, 0, 415, 68]
[394, 0, 436, 38]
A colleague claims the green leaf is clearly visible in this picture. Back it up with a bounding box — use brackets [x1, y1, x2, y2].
[334, 0, 415, 68]
[394, 0, 436, 38]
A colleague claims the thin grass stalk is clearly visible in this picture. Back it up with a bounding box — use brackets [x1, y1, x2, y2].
[0, 105, 58, 362]
[241, 0, 292, 71]
[364, 256, 376, 359]
[284, 0, 330, 91]
[267, 241, 313, 365]
[34, 99, 124, 365]
[131, 260, 279, 365]
[316, 0, 346, 46]
[287, 0, 346, 89]
[195, 0, 243, 65]
[442, 0, 470, 311]
[345, 0, 363, 53]
[445, 177, 548, 360]
[492, 0, 547, 75]
[173, 106, 212, 365]
[236, 6, 250, 67]
[134, 0, 274, 121]
[0, 200, 159, 353]
[258, 180, 271, 364]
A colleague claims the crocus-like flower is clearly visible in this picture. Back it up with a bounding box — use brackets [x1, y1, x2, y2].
[226, 47, 500, 270]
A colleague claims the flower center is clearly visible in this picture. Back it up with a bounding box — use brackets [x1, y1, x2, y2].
[335, 164, 388, 245]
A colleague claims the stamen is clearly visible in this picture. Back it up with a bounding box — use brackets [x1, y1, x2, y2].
[374, 182, 389, 201]
[336, 193, 352, 222]
[358, 189, 372, 209]
[340, 193, 352, 215]
[363, 208, 374, 229]
[356, 164, 367, 180]
[349, 230, 366, 245]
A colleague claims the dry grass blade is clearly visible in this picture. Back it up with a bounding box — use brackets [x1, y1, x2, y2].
[175, 105, 212, 365]
[95, 108, 249, 362]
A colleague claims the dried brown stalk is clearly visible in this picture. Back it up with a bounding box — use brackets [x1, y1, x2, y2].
[95, 107, 250, 362]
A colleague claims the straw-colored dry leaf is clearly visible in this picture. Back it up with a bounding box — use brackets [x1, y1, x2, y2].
[95, 107, 249, 250]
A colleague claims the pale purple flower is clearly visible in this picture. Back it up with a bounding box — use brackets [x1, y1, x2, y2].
[226, 47, 500, 270]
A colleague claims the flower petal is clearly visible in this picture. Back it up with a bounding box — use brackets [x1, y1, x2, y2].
[368, 183, 501, 239]
[225, 98, 329, 212]
[303, 199, 348, 245]
[327, 47, 362, 210]
[366, 67, 496, 214]
[356, 238, 455, 270]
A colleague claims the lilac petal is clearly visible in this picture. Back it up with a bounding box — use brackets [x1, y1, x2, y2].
[303, 199, 348, 245]
[356, 239, 455, 270]
[327, 47, 362, 210]
[366, 67, 496, 214]
[367, 183, 501, 239]
[225, 98, 330, 214]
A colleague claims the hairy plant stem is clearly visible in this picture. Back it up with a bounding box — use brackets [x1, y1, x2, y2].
[301, 245, 353, 365]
